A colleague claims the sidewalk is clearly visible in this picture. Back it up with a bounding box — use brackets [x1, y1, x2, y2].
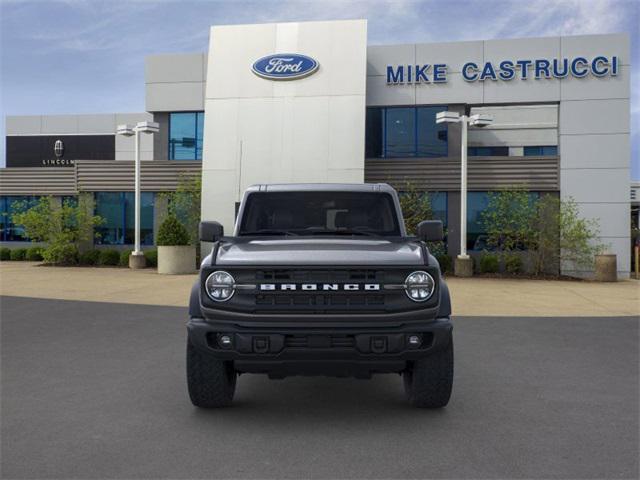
[0, 262, 638, 317]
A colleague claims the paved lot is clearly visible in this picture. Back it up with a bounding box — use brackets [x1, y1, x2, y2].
[1, 262, 639, 316]
[1, 296, 638, 479]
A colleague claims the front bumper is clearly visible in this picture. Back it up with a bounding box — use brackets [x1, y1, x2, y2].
[187, 316, 452, 378]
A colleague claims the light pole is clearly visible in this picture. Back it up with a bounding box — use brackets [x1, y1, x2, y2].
[436, 111, 492, 276]
[116, 121, 159, 269]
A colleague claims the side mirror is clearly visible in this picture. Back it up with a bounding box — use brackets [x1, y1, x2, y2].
[199, 221, 224, 242]
[417, 220, 443, 242]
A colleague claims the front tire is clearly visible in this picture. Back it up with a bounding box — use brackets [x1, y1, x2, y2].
[187, 339, 237, 408]
[403, 337, 453, 408]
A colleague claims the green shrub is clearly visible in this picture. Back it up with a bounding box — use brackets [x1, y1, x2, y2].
[0, 248, 10, 261]
[144, 249, 158, 267]
[26, 246, 43, 261]
[479, 253, 499, 274]
[504, 253, 523, 274]
[10, 195, 103, 266]
[157, 214, 190, 246]
[79, 249, 101, 265]
[98, 249, 120, 266]
[436, 254, 452, 274]
[42, 244, 79, 265]
[10, 248, 27, 261]
[119, 250, 133, 267]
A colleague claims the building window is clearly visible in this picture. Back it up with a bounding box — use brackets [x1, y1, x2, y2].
[429, 192, 448, 227]
[468, 146, 509, 156]
[523, 146, 558, 156]
[168, 112, 204, 160]
[94, 192, 154, 245]
[467, 191, 540, 251]
[366, 106, 448, 158]
[0, 196, 39, 242]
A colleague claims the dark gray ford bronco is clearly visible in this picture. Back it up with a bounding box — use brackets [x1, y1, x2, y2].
[187, 183, 453, 408]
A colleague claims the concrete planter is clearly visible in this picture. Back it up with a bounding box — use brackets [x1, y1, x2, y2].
[157, 246, 196, 274]
[594, 254, 617, 282]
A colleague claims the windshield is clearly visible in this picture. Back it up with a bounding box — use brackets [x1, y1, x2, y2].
[238, 191, 401, 237]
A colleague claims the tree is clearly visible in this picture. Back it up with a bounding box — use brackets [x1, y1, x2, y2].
[11, 195, 103, 265]
[398, 182, 446, 257]
[480, 187, 536, 252]
[161, 173, 201, 245]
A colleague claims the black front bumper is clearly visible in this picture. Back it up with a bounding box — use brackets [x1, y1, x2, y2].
[187, 316, 452, 378]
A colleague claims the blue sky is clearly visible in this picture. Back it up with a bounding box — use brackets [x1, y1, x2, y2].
[1, 0, 638, 177]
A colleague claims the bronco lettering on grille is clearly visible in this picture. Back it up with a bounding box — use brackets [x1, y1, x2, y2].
[260, 283, 381, 291]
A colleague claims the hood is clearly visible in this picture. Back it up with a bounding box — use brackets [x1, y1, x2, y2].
[215, 238, 425, 266]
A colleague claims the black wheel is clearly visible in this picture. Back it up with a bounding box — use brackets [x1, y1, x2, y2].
[187, 339, 237, 408]
[403, 336, 453, 408]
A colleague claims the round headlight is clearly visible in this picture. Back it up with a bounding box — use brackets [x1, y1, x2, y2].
[205, 271, 235, 302]
[404, 271, 435, 302]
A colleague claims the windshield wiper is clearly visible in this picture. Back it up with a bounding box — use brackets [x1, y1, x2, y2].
[240, 229, 299, 236]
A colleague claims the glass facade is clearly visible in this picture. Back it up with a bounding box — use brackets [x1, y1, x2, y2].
[366, 107, 448, 158]
[0, 196, 39, 241]
[468, 146, 509, 156]
[524, 145, 558, 156]
[94, 192, 154, 245]
[168, 112, 204, 160]
[467, 191, 540, 251]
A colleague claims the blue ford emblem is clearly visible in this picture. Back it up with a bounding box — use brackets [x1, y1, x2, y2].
[252, 53, 319, 80]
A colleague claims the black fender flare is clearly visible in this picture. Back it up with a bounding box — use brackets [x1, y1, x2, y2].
[437, 278, 452, 318]
[189, 280, 203, 318]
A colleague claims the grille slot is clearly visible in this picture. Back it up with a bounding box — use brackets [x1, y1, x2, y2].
[284, 335, 355, 349]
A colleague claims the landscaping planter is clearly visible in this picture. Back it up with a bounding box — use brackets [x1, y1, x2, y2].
[158, 246, 196, 274]
[594, 254, 617, 282]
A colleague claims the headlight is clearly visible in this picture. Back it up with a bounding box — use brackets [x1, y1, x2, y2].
[205, 271, 235, 302]
[404, 271, 435, 302]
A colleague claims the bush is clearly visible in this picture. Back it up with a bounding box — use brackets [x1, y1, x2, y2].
[26, 246, 43, 261]
[144, 249, 158, 267]
[119, 250, 133, 267]
[11, 195, 103, 266]
[98, 249, 120, 266]
[42, 244, 79, 265]
[0, 248, 10, 261]
[157, 214, 190, 246]
[10, 248, 27, 261]
[436, 254, 452, 274]
[79, 249, 101, 265]
[504, 253, 523, 274]
[479, 253, 499, 274]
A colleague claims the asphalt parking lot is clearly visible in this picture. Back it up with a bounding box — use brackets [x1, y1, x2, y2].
[1, 296, 638, 479]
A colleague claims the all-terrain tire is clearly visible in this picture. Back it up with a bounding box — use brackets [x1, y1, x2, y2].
[403, 336, 453, 408]
[187, 339, 237, 408]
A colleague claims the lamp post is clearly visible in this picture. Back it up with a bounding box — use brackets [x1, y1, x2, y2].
[436, 111, 492, 276]
[116, 121, 159, 269]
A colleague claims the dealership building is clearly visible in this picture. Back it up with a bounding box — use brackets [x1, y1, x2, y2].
[0, 20, 632, 277]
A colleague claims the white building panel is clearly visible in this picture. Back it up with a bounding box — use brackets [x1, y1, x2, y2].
[483, 36, 561, 64]
[146, 82, 205, 112]
[560, 134, 630, 169]
[366, 44, 415, 77]
[414, 73, 484, 105]
[560, 99, 629, 135]
[560, 66, 630, 101]
[366, 75, 415, 105]
[415, 40, 484, 73]
[560, 33, 630, 64]
[201, 20, 367, 229]
[560, 168, 629, 203]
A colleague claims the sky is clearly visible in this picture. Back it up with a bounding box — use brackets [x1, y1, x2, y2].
[1, 0, 638, 177]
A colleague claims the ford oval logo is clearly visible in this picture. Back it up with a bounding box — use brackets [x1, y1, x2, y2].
[252, 53, 319, 80]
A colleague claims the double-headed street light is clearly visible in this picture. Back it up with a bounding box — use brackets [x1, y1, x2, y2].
[436, 111, 492, 276]
[116, 121, 159, 268]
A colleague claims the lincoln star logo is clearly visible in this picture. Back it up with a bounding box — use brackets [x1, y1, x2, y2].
[260, 283, 380, 291]
[252, 54, 319, 80]
[54, 139, 64, 159]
